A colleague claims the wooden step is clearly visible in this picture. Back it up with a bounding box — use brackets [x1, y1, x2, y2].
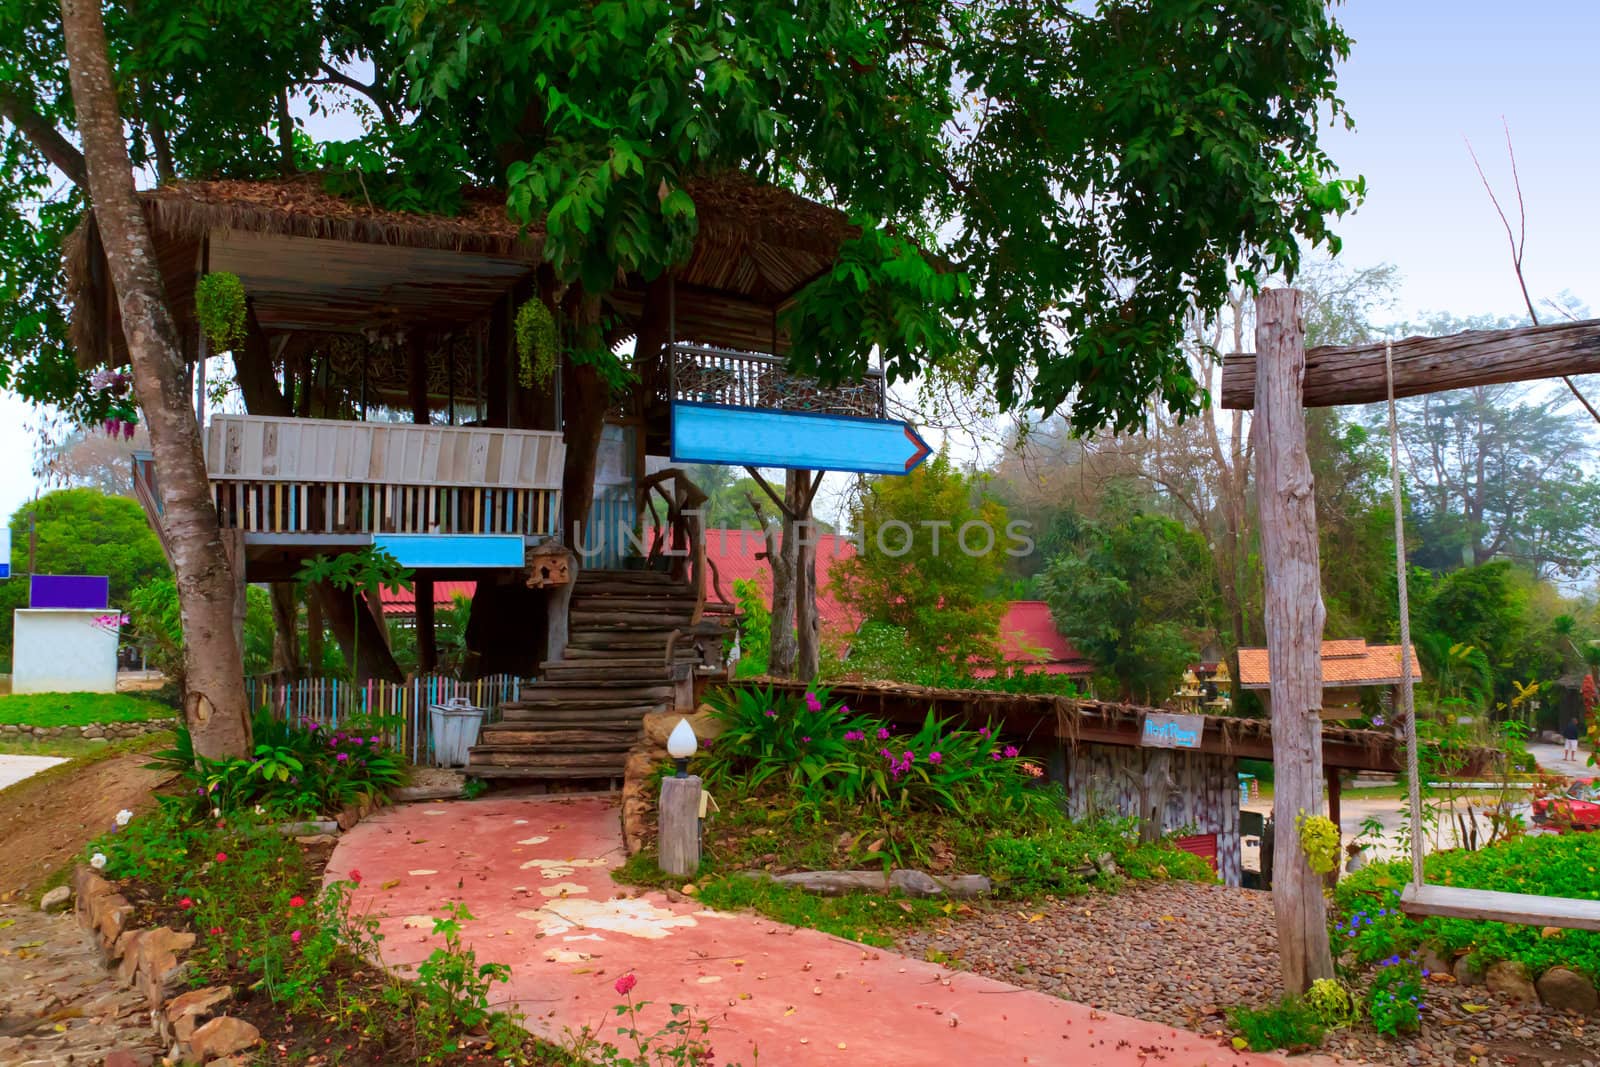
[539, 664, 675, 683]
[478, 726, 640, 746]
[468, 749, 627, 770]
[470, 737, 634, 755]
[517, 681, 673, 701]
[567, 629, 678, 646]
[570, 610, 695, 627]
[555, 647, 699, 662]
[578, 568, 682, 583]
[498, 703, 659, 722]
[468, 765, 625, 781]
[570, 596, 700, 613]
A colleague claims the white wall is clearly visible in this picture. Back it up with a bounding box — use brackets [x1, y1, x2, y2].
[13, 609, 120, 694]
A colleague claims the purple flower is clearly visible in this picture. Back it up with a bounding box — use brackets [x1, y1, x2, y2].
[902, 750, 914, 764]
[990, 752, 1003, 761]
[337, 753, 349, 762]
[929, 752, 942, 765]
[804, 692, 823, 713]
[978, 727, 990, 738]
[877, 728, 891, 740]
[844, 730, 864, 741]
[801, 736, 812, 743]
[1003, 745, 1020, 758]
[764, 709, 777, 718]
[352, 736, 364, 745]
[306, 721, 319, 731]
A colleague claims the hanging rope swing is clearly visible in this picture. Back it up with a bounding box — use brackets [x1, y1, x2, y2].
[1385, 339, 1600, 931]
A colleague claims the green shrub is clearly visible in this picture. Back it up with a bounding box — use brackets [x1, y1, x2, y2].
[701, 685, 1056, 818]
[149, 709, 407, 819]
[1334, 832, 1600, 980]
[1365, 957, 1423, 1037]
[985, 820, 1216, 895]
[1227, 996, 1325, 1052]
[836, 621, 1084, 695]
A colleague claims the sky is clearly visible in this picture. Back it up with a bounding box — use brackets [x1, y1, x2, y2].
[3, 1, 1598, 523]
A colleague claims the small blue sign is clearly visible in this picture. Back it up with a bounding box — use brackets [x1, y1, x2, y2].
[671, 401, 932, 475]
[30, 574, 110, 609]
[1141, 712, 1204, 749]
[0, 526, 9, 579]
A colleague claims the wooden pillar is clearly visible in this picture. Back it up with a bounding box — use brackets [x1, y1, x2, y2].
[1254, 288, 1335, 993]
[415, 574, 437, 674]
[407, 331, 431, 425]
[1325, 765, 1343, 886]
[659, 775, 702, 877]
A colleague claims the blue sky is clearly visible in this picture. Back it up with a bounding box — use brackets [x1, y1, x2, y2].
[3, 3, 1598, 521]
[1319, 1, 1600, 320]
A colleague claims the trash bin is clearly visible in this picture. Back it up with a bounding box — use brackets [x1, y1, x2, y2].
[429, 697, 485, 768]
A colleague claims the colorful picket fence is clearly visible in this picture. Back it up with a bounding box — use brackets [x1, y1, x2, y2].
[246, 673, 531, 765]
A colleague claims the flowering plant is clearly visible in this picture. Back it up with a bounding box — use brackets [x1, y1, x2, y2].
[1365, 956, 1424, 1036]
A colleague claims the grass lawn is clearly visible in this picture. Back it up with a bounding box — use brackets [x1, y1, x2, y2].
[0, 691, 176, 727]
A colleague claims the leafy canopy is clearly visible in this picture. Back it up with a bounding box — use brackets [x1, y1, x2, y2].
[3, 0, 1359, 435]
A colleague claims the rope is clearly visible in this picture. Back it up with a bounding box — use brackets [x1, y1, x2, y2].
[1386, 339, 1426, 886]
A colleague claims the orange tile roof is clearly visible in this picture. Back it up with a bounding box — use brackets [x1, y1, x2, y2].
[1237, 640, 1423, 689]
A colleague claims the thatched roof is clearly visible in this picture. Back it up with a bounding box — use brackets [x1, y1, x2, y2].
[66, 171, 856, 371]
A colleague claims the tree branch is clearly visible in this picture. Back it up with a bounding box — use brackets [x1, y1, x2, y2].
[0, 85, 88, 188]
[305, 65, 399, 130]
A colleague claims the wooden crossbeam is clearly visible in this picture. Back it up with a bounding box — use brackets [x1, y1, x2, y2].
[1400, 882, 1600, 932]
[1220, 319, 1600, 410]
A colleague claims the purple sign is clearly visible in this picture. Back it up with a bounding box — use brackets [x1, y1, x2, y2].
[30, 574, 110, 610]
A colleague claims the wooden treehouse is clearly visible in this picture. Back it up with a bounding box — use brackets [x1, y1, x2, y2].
[68, 172, 904, 783]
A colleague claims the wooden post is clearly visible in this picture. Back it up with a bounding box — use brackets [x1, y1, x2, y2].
[1325, 765, 1343, 886]
[658, 775, 702, 877]
[1253, 288, 1335, 993]
[415, 575, 437, 674]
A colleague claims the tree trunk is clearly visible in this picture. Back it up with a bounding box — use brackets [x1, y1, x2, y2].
[1253, 288, 1335, 994]
[270, 583, 301, 676]
[306, 592, 324, 671]
[791, 470, 821, 681]
[415, 575, 437, 673]
[59, 0, 251, 759]
[770, 500, 800, 678]
[316, 582, 403, 683]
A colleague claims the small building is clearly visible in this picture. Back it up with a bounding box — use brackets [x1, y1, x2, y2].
[1237, 639, 1423, 719]
[971, 600, 1097, 681]
[13, 576, 120, 694]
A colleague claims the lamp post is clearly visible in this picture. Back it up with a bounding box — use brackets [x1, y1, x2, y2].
[659, 718, 701, 877]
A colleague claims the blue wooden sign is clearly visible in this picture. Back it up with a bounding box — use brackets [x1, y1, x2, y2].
[0, 527, 9, 579]
[373, 534, 526, 569]
[1141, 712, 1204, 749]
[670, 402, 932, 475]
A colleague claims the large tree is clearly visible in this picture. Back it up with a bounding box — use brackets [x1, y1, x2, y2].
[9, 0, 1358, 759]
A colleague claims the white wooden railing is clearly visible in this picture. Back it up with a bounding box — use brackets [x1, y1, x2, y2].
[201, 415, 566, 537]
[667, 343, 887, 418]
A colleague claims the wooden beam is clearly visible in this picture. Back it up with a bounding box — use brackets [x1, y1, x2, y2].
[1253, 289, 1335, 994]
[1220, 319, 1600, 410]
[1400, 883, 1600, 932]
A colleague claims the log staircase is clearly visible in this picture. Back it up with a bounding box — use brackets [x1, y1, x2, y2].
[466, 568, 723, 782]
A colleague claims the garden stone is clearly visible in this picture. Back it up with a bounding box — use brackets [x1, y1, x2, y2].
[1419, 945, 1451, 976]
[295, 834, 340, 846]
[162, 985, 232, 1044]
[889, 869, 944, 897]
[1094, 852, 1119, 876]
[185, 1015, 261, 1063]
[931, 874, 993, 898]
[774, 870, 890, 895]
[39, 885, 72, 912]
[391, 784, 463, 803]
[82, 725, 104, 738]
[1486, 960, 1539, 1005]
[273, 819, 338, 836]
[1454, 955, 1486, 985]
[1535, 967, 1598, 1014]
[335, 804, 362, 831]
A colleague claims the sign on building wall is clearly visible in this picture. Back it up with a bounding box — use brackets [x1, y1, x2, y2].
[30, 574, 110, 609]
[1141, 712, 1204, 749]
[0, 527, 9, 579]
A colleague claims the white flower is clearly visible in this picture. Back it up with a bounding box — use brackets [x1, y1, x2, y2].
[253, 805, 265, 816]
[211, 807, 221, 819]
[89, 852, 107, 870]
[114, 809, 134, 827]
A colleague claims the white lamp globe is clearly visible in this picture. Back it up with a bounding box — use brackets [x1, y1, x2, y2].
[667, 718, 698, 760]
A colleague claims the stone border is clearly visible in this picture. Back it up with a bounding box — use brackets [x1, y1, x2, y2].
[0, 718, 173, 741]
[69, 865, 262, 1064]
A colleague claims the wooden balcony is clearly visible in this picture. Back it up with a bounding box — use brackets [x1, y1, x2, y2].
[667, 343, 886, 418]
[202, 415, 565, 538]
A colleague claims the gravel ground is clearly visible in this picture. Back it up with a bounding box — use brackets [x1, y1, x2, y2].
[896, 881, 1599, 1066]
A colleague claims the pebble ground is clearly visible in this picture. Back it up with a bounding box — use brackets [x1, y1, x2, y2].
[896, 881, 1599, 1066]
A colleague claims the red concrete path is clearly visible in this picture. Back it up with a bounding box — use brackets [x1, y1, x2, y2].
[328, 794, 1294, 1066]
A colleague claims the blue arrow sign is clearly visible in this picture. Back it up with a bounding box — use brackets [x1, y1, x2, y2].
[670, 401, 932, 475]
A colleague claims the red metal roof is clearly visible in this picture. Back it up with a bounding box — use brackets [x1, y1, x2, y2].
[702, 529, 864, 642]
[971, 600, 1097, 677]
[380, 580, 477, 615]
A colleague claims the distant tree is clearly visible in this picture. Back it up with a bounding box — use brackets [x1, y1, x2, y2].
[0, 488, 169, 659]
[35, 424, 152, 496]
[833, 453, 1009, 664]
[1039, 506, 1216, 704]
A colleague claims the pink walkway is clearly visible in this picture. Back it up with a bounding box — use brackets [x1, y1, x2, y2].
[328, 794, 1292, 1066]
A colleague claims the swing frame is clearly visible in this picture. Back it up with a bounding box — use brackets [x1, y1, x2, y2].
[1381, 338, 1600, 932]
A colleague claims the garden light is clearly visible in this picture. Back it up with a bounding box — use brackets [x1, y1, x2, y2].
[667, 718, 698, 777]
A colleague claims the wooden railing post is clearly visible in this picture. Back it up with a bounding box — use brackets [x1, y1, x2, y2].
[1254, 288, 1336, 993]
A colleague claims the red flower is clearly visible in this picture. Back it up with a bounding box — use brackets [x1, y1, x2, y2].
[208, 926, 223, 936]
[179, 897, 194, 909]
[289, 895, 306, 908]
[215, 852, 228, 863]
[614, 973, 637, 996]
[348, 869, 362, 885]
